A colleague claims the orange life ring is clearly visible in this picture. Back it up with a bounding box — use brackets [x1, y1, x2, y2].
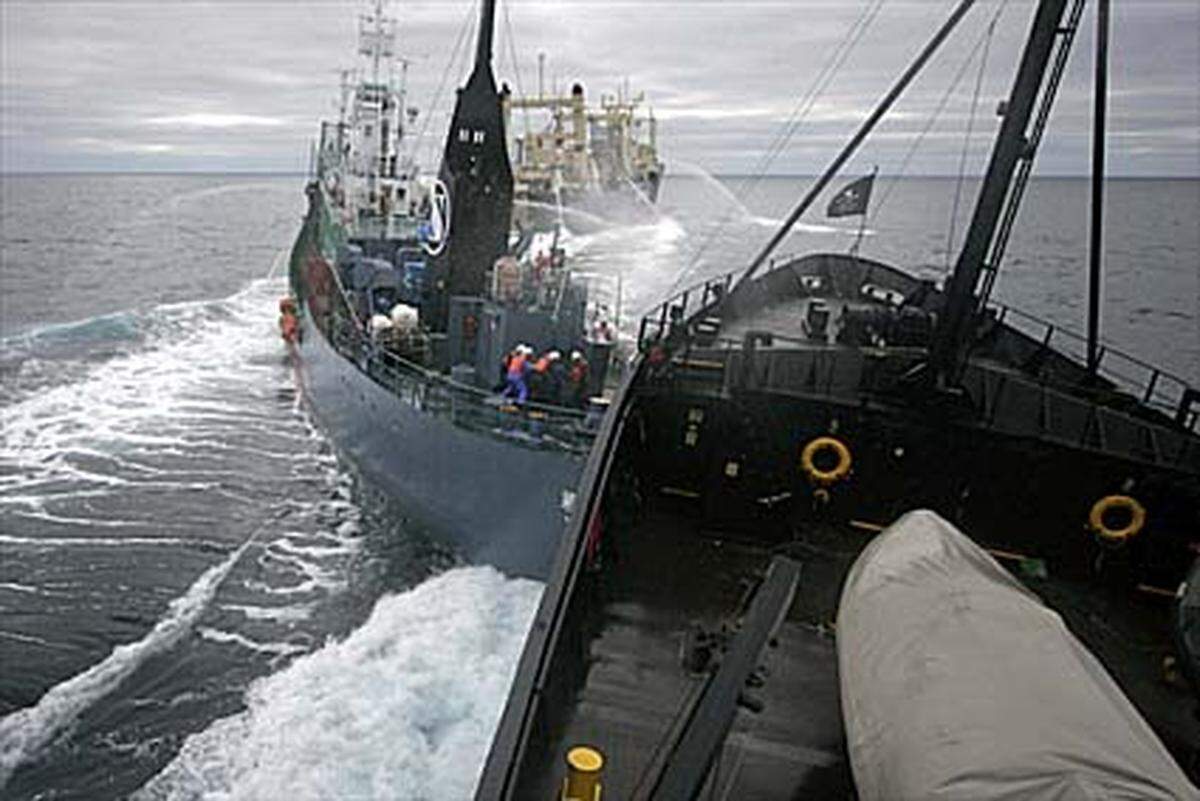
[801, 436, 852, 486]
[1087, 495, 1146, 543]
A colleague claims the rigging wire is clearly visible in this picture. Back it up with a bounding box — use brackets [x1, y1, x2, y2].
[870, 0, 1009, 220]
[502, 0, 526, 98]
[944, 7, 1001, 271]
[501, 0, 533, 138]
[405, 0, 478, 169]
[733, 0, 887, 204]
[664, 0, 887, 296]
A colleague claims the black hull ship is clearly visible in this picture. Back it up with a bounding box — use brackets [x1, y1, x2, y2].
[286, 0, 611, 579]
[477, 0, 1200, 797]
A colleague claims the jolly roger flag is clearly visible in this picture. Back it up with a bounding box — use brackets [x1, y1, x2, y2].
[826, 173, 875, 218]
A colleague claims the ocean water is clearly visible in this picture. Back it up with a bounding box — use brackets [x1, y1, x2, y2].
[1, 171, 1197, 799]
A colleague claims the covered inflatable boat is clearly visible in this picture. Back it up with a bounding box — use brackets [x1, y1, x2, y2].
[838, 510, 1198, 801]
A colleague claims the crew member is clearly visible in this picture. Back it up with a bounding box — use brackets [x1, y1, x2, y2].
[567, 350, 590, 408]
[529, 349, 553, 402]
[503, 344, 533, 403]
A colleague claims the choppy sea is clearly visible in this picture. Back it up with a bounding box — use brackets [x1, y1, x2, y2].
[1, 172, 1197, 799]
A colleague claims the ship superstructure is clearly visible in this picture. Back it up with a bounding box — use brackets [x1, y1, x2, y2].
[504, 64, 663, 221]
[315, 0, 428, 240]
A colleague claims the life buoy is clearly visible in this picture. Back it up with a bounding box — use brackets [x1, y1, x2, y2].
[801, 436, 852, 486]
[1088, 494, 1146, 543]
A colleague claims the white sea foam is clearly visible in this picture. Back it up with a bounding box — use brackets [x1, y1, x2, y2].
[220, 603, 313, 623]
[196, 628, 308, 659]
[0, 278, 287, 499]
[0, 582, 43, 595]
[0, 537, 254, 789]
[135, 567, 542, 801]
[0, 533, 215, 549]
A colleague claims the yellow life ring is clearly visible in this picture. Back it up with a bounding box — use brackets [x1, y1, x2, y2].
[1088, 495, 1146, 543]
[801, 436, 853, 486]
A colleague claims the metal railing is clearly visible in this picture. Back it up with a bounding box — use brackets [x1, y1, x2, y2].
[321, 290, 598, 456]
[988, 302, 1198, 431]
[637, 272, 735, 349]
[635, 258, 1199, 433]
[658, 335, 1195, 470]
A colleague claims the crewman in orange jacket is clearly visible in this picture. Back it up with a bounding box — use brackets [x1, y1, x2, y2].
[503, 344, 533, 403]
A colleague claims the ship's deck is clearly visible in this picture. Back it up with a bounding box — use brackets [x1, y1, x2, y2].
[512, 496, 1199, 798]
[518, 509, 859, 799]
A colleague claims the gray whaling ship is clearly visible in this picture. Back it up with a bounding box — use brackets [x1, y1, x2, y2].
[478, 0, 1200, 797]
[285, 0, 613, 578]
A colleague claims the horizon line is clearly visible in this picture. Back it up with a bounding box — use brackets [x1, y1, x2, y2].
[3, 170, 1198, 180]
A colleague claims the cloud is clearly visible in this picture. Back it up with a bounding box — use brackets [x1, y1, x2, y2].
[146, 114, 287, 129]
[72, 137, 175, 154]
[1, 0, 1197, 175]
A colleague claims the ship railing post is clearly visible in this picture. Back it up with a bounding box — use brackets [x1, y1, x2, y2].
[1175, 388, 1200, 431]
[1142, 369, 1160, 405]
[988, 374, 1008, 426]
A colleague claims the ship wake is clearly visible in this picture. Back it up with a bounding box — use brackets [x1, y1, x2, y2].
[0, 536, 255, 789]
[134, 567, 541, 801]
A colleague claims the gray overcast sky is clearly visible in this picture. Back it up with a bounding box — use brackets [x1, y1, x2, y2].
[2, 0, 1198, 176]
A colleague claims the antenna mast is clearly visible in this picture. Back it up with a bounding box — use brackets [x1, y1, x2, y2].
[1086, 0, 1110, 372]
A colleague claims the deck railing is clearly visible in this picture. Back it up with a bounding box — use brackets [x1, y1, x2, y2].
[660, 335, 1196, 470]
[636, 260, 1199, 433]
[986, 302, 1198, 431]
[322, 291, 597, 456]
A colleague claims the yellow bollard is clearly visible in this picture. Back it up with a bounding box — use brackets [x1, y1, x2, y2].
[562, 745, 604, 801]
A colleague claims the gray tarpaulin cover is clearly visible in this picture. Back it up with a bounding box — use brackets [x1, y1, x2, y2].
[837, 510, 1198, 801]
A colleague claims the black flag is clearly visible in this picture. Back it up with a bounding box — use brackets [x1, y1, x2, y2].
[826, 174, 875, 218]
